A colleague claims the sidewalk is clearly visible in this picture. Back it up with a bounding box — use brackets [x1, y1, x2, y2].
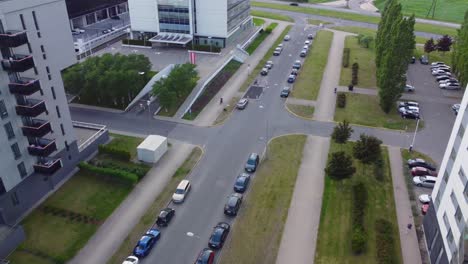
[388, 146, 422, 264]
[276, 136, 330, 264]
[69, 141, 195, 264]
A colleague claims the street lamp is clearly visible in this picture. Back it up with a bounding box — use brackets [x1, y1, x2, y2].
[247, 64, 251, 75]
[410, 118, 420, 151]
[147, 99, 151, 135]
[208, 36, 212, 52]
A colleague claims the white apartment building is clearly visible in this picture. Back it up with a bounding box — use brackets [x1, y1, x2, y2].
[128, 0, 253, 47]
[424, 85, 468, 264]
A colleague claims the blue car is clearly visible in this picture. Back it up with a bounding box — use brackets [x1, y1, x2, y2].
[133, 229, 161, 258]
[233, 173, 250, 193]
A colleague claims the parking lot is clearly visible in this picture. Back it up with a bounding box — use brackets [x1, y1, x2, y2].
[72, 13, 130, 42]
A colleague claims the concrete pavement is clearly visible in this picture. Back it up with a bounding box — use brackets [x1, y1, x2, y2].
[276, 136, 330, 264]
[388, 146, 422, 264]
[69, 141, 195, 264]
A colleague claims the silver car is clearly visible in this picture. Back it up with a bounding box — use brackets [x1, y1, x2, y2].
[413, 176, 437, 188]
[236, 98, 249, 110]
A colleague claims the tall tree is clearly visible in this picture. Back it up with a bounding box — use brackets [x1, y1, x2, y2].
[452, 10, 468, 88]
[331, 120, 354, 144]
[436, 35, 453, 53]
[353, 134, 383, 164]
[325, 151, 356, 180]
[375, 0, 401, 68]
[424, 38, 436, 54]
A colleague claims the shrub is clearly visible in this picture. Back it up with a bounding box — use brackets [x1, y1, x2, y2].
[342, 48, 350, 68]
[122, 39, 152, 47]
[325, 151, 356, 180]
[351, 227, 367, 254]
[352, 62, 359, 85]
[265, 22, 278, 34]
[351, 182, 368, 254]
[92, 159, 150, 180]
[337, 93, 346, 108]
[375, 218, 397, 264]
[98, 145, 131, 161]
[190, 44, 221, 53]
[78, 162, 138, 185]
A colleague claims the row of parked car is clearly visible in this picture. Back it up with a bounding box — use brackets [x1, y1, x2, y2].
[407, 158, 438, 215]
[122, 153, 261, 264]
[430, 62, 461, 90]
[398, 100, 421, 119]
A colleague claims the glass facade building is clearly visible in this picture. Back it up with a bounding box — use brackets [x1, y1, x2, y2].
[227, 0, 250, 32]
[158, 0, 191, 34]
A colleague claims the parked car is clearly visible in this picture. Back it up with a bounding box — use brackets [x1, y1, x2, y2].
[307, 34, 314, 40]
[195, 248, 215, 264]
[224, 193, 243, 216]
[300, 49, 308, 57]
[133, 229, 161, 258]
[398, 101, 419, 108]
[401, 110, 420, 119]
[433, 65, 451, 71]
[265, 61, 274, 69]
[284, 35, 291, 41]
[236, 98, 249, 110]
[172, 180, 191, 203]
[280, 86, 291, 98]
[411, 166, 436, 176]
[439, 78, 459, 84]
[413, 176, 437, 188]
[404, 84, 415, 92]
[432, 69, 451, 76]
[245, 153, 259, 172]
[287, 74, 296, 83]
[420, 55, 429, 65]
[452, 104, 461, 115]
[410, 56, 415, 64]
[208, 222, 230, 249]
[292, 60, 302, 69]
[399, 106, 419, 114]
[419, 194, 431, 204]
[122, 256, 139, 264]
[260, 67, 269, 76]
[304, 40, 311, 46]
[278, 43, 283, 48]
[234, 173, 251, 193]
[431, 61, 445, 66]
[421, 204, 430, 215]
[273, 47, 282, 56]
[290, 2, 299, 6]
[436, 75, 452, 82]
[407, 158, 436, 171]
[290, 69, 299, 76]
[156, 208, 175, 227]
[440, 83, 460, 90]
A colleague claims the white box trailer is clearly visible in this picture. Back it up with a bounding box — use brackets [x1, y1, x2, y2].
[137, 135, 168, 163]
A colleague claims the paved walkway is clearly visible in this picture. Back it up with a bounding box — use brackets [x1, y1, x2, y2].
[69, 142, 195, 264]
[276, 136, 330, 264]
[313, 30, 353, 121]
[388, 146, 422, 264]
[286, 97, 316, 106]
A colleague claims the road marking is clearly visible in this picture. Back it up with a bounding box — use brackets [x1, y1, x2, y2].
[155, 52, 161, 55]
[259, 105, 264, 109]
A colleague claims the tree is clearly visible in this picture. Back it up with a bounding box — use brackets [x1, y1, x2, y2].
[331, 120, 354, 144]
[436, 35, 453, 52]
[375, 0, 401, 68]
[452, 10, 468, 88]
[353, 134, 383, 164]
[357, 34, 374, 49]
[424, 38, 436, 54]
[325, 151, 356, 180]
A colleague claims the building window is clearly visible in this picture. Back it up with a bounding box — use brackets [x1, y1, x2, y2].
[32, 11, 40, 30]
[464, 183, 468, 203]
[37, 31, 41, 38]
[48, 74, 52, 80]
[40, 45, 45, 52]
[459, 167, 467, 185]
[65, 140, 69, 151]
[43, 54, 47, 60]
[4, 122, 15, 139]
[56, 106, 61, 118]
[458, 123, 466, 139]
[46, 66, 50, 74]
[17, 162, 27, 178]
[51, 87, 56, 99]
[27, 43, 32, 53]
[0, 179, 6, 195]
[60, 124, 65, 135]
[450, 148, 457, 162]
[11, 143, 21, 160]
[19, 14, 26, 30]
[451, 192, 459, 209]
[34, 67, 38, 75]
[455, 207, 463, 222]
[39, 89, 44, 96]
[0, 100, 8, 119]
[444, 213, 450, 230]
[11, 192, 19, 206]
[443, 171, 449, 184]
[447, 229, 454, 244]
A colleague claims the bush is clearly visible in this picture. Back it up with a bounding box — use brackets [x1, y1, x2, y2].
[190, 44, 221, 53]
[352, 62, 359, 85]
[351, 182, 368, 254]
[122, 39, 152, 47]
[375, 218, 397, 264]
[337, 93, 346, 108]
[98, 145, 131, 161]
[78, 162, 138, 185]
[343, 48, 350, 68]
[351, 227, 367, 254]
[265, 22, 278, 34]
[91, 159, 150, 180]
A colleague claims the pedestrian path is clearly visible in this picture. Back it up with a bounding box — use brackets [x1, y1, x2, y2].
[286, 97, 316, 106]
[388, 146, 423, 264]
[276, 136, 330, 264]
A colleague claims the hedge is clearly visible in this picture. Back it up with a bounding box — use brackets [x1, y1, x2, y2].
[91, 159, 150, 180]
[265, 22, 278, 34]
[122, 39, 152, 47]
[351, 181, 368, 254]
[375, 218, 397, 264]
[343, 48, 350, 68]
[78, 162, 138, 185]
[98, 145, 131, 161]
[190, 44, 221, 53]
[351, 62, 359, 85]
[337, 93, 346, 108]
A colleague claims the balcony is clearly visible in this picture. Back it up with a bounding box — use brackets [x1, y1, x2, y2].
[21, 119, 52, 138]
[16, 99, 46, 117]
[1, 55, 34, 72]
[0, 30, 28, 48]
[9, 78, 41, 95]
[28, 138, 57, 156]
[33, 158, 62, 175]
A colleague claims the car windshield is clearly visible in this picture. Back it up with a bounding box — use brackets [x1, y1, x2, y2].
[211, 229, 223, 242]
[159, 211, 167, 218]
[228, 197, 238, 207]
[247, 158, 256, 165]
[175, 189, 185, 194]
[236, 177, 246, 186]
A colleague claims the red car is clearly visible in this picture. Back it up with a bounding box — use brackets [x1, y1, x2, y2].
[421, 204, 430, 215]
[195, 248, 214, 264]
[411, 167, 436, 177]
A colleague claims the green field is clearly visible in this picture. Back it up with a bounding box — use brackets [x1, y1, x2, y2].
[253, 17, 265, 26]
[340, 36, 377, 88]
[315, 142, 402, 263]
[374, 0, 467, 23]
[286, 104, 315, 118]
[293, 30, 334, 100]
[251, 9, 294, 22]
[333, 26, 428, 44]
[246, 23, 279, 54]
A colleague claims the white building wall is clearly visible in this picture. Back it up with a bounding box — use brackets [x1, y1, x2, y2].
[128, 0, 159, 33]
[194, 0, 227, 38]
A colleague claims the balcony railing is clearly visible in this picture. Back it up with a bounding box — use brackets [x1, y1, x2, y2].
[28, 138, 57, 156]
[15, 99, 46, 117]
[0, 30, 28, 48]
[1, 55, 34, 72]
[21, 119, 52, 138]
[9, 78, 41, 95]
[33, 158, 62, 175]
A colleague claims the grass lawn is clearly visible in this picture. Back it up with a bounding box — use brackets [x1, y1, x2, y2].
[292, 31, 333, 100]
[221, 135, 307, 264]
[374, 0, 466, 23]
[213, 96, 240, 125]
[251, 10, 294, 22]
[414, 46, 452, 66]
[315, 141, 402, 264]
[251, 2, 458, 36]
[246, 23, 278, 54]
[107, 133, 144, 160]
[308, 19, 332, 25]
[333, 26, 428, 44]
[107, 147, 202, 264]
[335, 92, 422, 131]
[240, 25, 292, 92]
[340, 36, 377, 88]
[286, 104, 315, 119]
[253, 17, 265, 26]
[8, 251, 54, 264]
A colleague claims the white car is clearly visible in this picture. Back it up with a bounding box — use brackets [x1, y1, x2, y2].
[278, 43, 283, 48]
[439, 78, 458, 84]
[440, 83, 460, 90]
[413, 176, 437, 188]
[284, 35, 290, 41]
[399, 101, 419, 108]
[404, 84, 415, 92]
[304, 40, 311, 46]
[122, 256, 139, 264]
[431, 69, 451, 76]
[432, 65, 451, 70]
[431, 61, 445, 66]
[452, 104, 461, 115]
[172, 180, 191, 203]
[399, 106, 419, 113]
[418, 194, 431, 204]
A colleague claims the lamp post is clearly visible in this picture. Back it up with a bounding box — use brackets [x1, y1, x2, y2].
[410, 118, 420, 151]
[147, 99, 151, 135]
[208, 36, 212, 52]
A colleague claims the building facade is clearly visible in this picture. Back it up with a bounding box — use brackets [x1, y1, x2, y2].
[0, 0, 81, 226]
[67, 0, 128, 30]
[424, 85, 468, 264]
[128, 0, 252, 47]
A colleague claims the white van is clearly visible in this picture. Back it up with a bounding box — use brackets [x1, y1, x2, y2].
[172, 180, 191, 203]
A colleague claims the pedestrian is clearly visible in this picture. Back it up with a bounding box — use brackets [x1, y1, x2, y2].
[406, 223, 412, 234]
[220, 97, 223, 104]
[334, 87, 337, 94]
[409, 145, 413, 152]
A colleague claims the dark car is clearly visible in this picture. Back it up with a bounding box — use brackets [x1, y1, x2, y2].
[260, 67, 269, 76]
[234, 173, 251, 193]
[401, 110, 420, 119]
[289, 2, 299, 6]
[300, 49, 307, 57]
[208, 222, 230, 249]
[224, 193, 243, 216]
[133, 229, 161, 258]
[287, 74, 296, 83]
[195, 248, 215, 264]
[407, 158, 436, 171]
[410, 56, 416, 64]
[420, 55, 429, 65]
[411, 166, 437, 176]
[290, 69, 299, 76]
[307, 34, 314, 40]
[156, 208, 175, 227]
[245, 153, 259, 172]
[280, 87, 291, 98]
[292, 60, 302, 69]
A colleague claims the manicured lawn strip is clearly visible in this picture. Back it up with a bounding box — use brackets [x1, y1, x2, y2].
[333, 26, 428, 44]
[292, 30, 333, 100]
[414, 46, 452, 66]
[240, 25, 292, 92]
[182, 60, 242, 120]
[315, 142, 402, 263]
[221, 135, 307, 264]
[334, 92, 422, 131]
[8, 250, 54, 264]
[251, 10, 294, 22]
[308, 19, 332, 25]
[107, 133, 144, 160]
[253, 17, 265, 26]
[286, 104, 315, 118]
[246, 23, 278, 54]
[340, 36, 377, 88]
[213, 96, 240, 125]
[107, 147, 202, 264]
[251, 2, 458, 36]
